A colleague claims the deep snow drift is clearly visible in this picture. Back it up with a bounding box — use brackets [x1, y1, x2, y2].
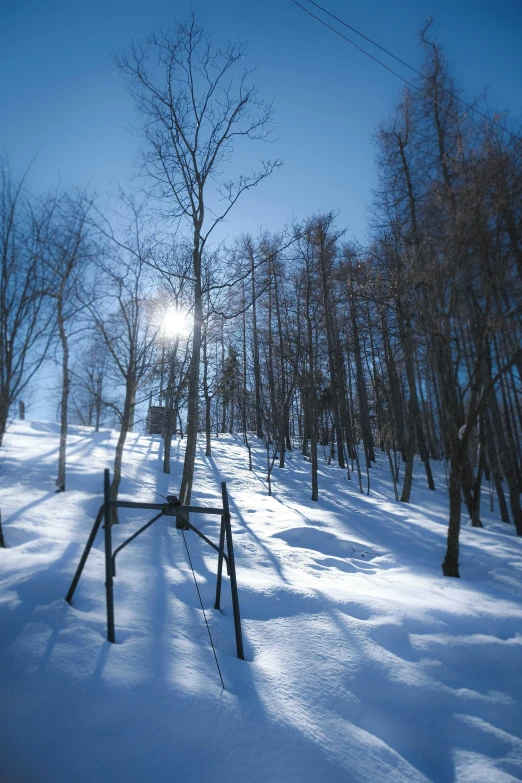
[1, 420, 521, 782]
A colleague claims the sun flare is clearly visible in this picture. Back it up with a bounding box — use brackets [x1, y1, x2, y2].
[162, 306, 190, 338]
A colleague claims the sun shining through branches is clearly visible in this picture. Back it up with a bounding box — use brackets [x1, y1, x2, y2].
[161, 306, 190, 339]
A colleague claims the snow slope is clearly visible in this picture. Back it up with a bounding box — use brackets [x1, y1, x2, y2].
[1, 420, 521, 783]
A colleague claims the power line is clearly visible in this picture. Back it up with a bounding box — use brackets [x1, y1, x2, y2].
[290, 0, 416, 89]
[291, 0, 520, 143]
[304, 0, 426, 79]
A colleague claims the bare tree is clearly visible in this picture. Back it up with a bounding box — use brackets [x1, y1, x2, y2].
[116, 14, 282, 504]
[147, 240, 193, 473]
[70, 338, 109, 429]
[372, 27, 522, 576]
[46, 190, 95, 491]
[0, 157, 55, 445]
[91, 242, 159, 520]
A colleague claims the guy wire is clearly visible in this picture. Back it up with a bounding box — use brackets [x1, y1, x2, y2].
[181, 528, 225, 690]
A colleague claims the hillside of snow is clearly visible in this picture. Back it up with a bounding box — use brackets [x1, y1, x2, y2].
[1, 420, 521, 783]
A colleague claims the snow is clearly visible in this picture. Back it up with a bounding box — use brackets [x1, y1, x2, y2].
[1, 420, 521, 782]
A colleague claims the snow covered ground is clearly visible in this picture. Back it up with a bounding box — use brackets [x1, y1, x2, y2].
[1, 420, 521, 783]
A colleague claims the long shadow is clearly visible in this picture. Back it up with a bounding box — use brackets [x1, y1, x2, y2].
[92, 641, 111, 679]
[7, 429, 520, 782]
[113, 486, 238, 679]
[224, 439, 522, 592]
[265, 458, 449, 565]
[167, 521, 253, 663]
[1, 542, 78, 655]
[37, 600, 71, 673]
[328, 586, 522, 781]
[3, 491, 56, 528]
[201, 447, 288, 584]
[237, 445, 522, 781]
[2, 445, 62, 473]
[2, 431, 102, 492]
[89, 508, 187, 682]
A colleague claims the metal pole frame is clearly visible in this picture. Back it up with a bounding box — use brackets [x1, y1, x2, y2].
[65, 504, 104, 604]
[221, 482, 244, 660]
[104, 469, 115, 643]
[65, 473, 244, 658]
[214, 513, 226, 611]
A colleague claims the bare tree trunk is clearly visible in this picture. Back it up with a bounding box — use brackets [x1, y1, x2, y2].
[347, 357, 364, 493]
[400, 398, 415, 503]
[273, 264, 287, 469]
[56, 305, 69, 493]
[485, 412, 510, 523]
[203, 329, 212, 458]
[489, 387, 522, 535]
[251, 246, 263, 439]
[399, 312, 435, 496]
[163, 340, 180, 474]
[387, 446, 399, 501]
[163, 414, 173, 474]
[110, 379, 137, 523]
[301, 403, 308, 458]
[442, 449, 462, 577]
[95, 376, 102, 432]
[0, 390, 10, 448]
[128, 385, 136, 433]
[317, 225, 345, 469]
[469, 434, 485, 528]
[267, 269, 278, 453]
[180, 277, 202, 505]
[351, 299, 375, 463]
[381, 309, 406, 459]
[242, 299, 252, 470]
[309, 406, 318, 501]
[306, 313, 318, 502]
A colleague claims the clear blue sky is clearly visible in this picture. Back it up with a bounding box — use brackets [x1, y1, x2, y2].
[2, 0, 522, 244]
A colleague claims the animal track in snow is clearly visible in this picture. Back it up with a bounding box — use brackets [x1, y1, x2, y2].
[273, 526, 381, 561]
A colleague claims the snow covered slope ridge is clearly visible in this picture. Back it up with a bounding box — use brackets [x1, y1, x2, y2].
[1, 420, 521, 783]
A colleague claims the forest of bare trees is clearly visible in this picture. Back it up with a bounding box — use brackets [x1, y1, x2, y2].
[1, 19, 521, 579]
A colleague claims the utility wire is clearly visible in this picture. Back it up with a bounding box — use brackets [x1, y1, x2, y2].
[304, 0, 425, 78]
[119, 468, 170, 501]
[181, 529, 225, 690]
[290, 0, 416, 89]
[291, 0, 520, 143]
